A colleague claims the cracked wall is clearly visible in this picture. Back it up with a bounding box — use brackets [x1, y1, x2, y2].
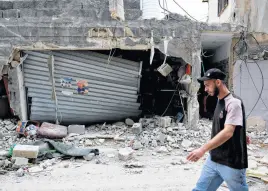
[0, 0, 238, 127]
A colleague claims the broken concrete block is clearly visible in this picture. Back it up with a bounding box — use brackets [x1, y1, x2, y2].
[118, 147, 134, 161]
[151, 140, 158, 147]
[16, 168, 25, 177]
[156, 146, 169, 153]
[248, 159, 258, 170]
[12, 145, 39, 159]
[83, 153, 95, 161]
[132, 141, 143, 150]
[160, 117, 172, 128]
[0, 150, 9, 157]
[181, 139, 192, 148]
[14, 157, 28, 167]
[28, 166, 43, 173]
[125, 118, 135, 126]
[68, 125, 85, 135]
[124, 161, 144, 168]
[247, 117, 266, 132]
[132, 123, 142, 134]
[85, 140, 94, 146]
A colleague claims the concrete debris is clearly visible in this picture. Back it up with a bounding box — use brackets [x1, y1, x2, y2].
[181, 139, 192, 148]
[16, 168, 25, 177]
[0, 150, 9, 157]
[85, 140, 94, 146]
[151, 140, 158, 147]
[124, 161, 144, 168]
[68, 125, 85, 135]
[125, 118, 135, 126]
[12, 145, 39, 159]
[132, 141, 143, 150]
[4, 159, 11, 168]
[28, 166, 43, 173]
[14, 157, 28, 167]
[247, 117, 266, 132]
[107, 154, 115, 158]
[160, 117, 172, 128]
[118, 147, 134, 161]
[156, 146, 169, 153]
[98, 139, 105, 144]
[83, 153, 95, 161]
[132, 123, 142, 134]
[264, 138, 268, 144]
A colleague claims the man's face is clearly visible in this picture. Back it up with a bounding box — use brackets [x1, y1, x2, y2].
[204, 79, 219, 96]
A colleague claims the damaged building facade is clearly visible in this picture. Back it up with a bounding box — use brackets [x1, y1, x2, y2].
[0, 0, 238, 127]
[203, 0, 268, 123]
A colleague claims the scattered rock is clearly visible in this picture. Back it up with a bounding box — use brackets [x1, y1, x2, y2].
[160, 117, 172, 128]
[124, 161, 144, 168]
[132, 123, 142, 134]
[264, 138, 268, 144]
[248, 159, 258, 170]
[247, 117, 266, 132]
[171, 161, 181, 165]
[98, 139, 105, 144]
[83, 153, 95, 161]
[125, 118, 135, 126]
[12, 145, 39, 159]
[16, 168, 25, 177]
[0, 150, 9, 157]
[157, 133, 166, 144]
[107, 154, 115, 158]
[181, 139, 192, 148]
[118, 147, 134, 161]
[0, 160, 5, 167]
[85, 140, 94, 146]
[156, 146, 169, 153]
[132, 141, 143, 150]
[14, 157, 28, 167]
[166, 136, 175, 143]
[151, 140, 158, 147]
[68, 125, 85, 135]
[28, 166, 43, 173]
[141, 135, 149, 146]
[4, 159, 11, 168]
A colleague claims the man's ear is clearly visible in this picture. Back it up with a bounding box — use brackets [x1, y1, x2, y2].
[215, 79, 221, 86]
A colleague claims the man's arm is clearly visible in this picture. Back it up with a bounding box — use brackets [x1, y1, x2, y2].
[187, 124, 235, 162]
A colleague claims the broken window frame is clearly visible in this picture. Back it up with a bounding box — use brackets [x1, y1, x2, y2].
[218, 0, 229, 17]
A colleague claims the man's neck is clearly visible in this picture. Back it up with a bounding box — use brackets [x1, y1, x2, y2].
[217, 86, 230, 100]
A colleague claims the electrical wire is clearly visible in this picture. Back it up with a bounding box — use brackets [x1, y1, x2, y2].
[233, 31, 268, 118]
[244, 59, 268, 117]
[172, 0, 199, 22]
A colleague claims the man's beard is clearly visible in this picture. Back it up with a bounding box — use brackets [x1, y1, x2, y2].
[213, 85, 219, 96]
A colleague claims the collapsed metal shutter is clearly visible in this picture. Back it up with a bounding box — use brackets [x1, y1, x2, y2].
[23, 50, 141, 124]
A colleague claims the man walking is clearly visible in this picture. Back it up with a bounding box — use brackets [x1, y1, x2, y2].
[187, 68, 248, 191]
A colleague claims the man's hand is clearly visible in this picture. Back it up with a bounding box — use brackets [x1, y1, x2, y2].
[187, 147, 206, 162]
[246, 135, 251, 145]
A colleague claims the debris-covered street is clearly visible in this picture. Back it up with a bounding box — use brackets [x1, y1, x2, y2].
[0, 118, 268, 190]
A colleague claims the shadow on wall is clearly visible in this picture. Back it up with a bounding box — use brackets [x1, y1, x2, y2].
[0, 79, 11, 119]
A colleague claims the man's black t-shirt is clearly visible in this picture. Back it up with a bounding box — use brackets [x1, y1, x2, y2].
[210, 93, 248, 169]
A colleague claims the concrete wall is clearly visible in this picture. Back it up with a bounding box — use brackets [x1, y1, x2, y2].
[212, 40, 232, 63]
[233, 60, 268, 122]
[208, 0, 235, 24]
[249, 0, 268, 33]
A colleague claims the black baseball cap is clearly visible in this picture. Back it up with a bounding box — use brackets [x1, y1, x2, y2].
[197, 68, 226, 83]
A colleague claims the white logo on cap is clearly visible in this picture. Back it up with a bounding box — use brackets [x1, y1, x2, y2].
[207, 73, 210, 76]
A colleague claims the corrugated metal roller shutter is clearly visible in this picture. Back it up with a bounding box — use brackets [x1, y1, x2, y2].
[23, 50, 141, 124]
